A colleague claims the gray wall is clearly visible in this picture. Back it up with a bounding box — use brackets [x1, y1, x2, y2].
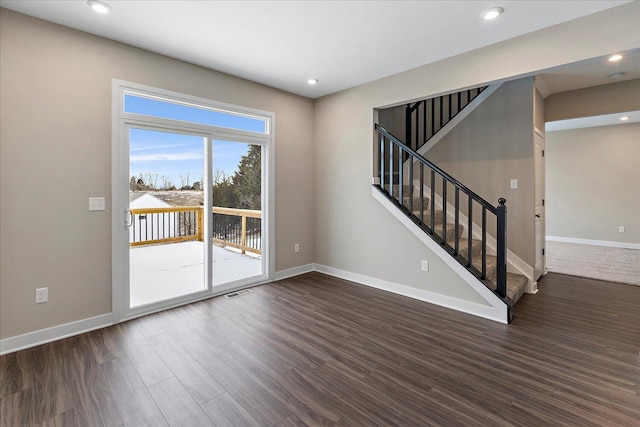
[546, 79, 640, 122]
[546, 123, 640, 244]
[314, 3, 639, 303]
[426, 78, 535, 265]
[2, 2, 639, 341]
[0, 10, 315, 340]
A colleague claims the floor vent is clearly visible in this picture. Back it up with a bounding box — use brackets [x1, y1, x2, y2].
[225, 289, 253, 299]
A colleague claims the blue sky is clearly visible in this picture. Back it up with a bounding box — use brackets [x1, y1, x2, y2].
[130, 129, 249, 188]
[127, 94, 262, 188]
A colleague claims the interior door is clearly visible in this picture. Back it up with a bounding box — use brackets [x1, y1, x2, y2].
[534, 129, 545, 281]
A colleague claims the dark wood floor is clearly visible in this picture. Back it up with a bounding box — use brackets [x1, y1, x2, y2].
[1, 272, 639, 426]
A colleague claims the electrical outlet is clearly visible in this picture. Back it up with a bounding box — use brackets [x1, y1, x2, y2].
[619, 226, 625, 233]
[294, 243, 300, 253]
[510, 179, 518, 189]
[35, 287, 48, 304]
[421, 260, 429, 272]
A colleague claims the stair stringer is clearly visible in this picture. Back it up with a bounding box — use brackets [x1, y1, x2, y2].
[372, 187, 509, 324]
[416, 181, 536, 293]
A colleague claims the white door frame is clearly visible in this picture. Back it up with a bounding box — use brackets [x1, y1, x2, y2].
[111, 80, 275, 324]
[534, 127, 546, 284]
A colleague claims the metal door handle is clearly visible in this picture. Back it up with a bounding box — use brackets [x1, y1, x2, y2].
[125, 209, 133, 228]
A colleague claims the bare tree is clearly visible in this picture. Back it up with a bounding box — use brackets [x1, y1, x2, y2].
[160, 175, 175, 190]
[140, 172, 158, 190]
[179, 172, 191, 189]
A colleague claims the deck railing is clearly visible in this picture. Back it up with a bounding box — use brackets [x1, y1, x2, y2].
[130, 206, 261, 254]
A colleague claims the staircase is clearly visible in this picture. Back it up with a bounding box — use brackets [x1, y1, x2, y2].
[394, 182, 528, 306]
[405, 86, 488, 153]
[375, 123, 528, 322]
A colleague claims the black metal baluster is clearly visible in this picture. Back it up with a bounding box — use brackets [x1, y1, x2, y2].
[482, 207, 487, 279]
[454, 187, 459, 254]
[422, 100, 426, 149]
[467, 196, 473, 267]
[430, 169, 435, 233]
[408, 154, 414, 213]
[398, 146, 403, 206]
[439, 96, 443, 130]
[405, 104, 411, 153]
[419, 164, 424, 224]
[448, 93, 452, 124]
[430, 98, 435, 140]
[389, 138, 393, 196]
[416, 101, 422, 152]
[379, 134, 384, 191]
[442, 178, 447, 244]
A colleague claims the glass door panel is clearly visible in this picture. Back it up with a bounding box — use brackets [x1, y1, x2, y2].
[211, 140, 264, 286]
[128, 127, 207, 308]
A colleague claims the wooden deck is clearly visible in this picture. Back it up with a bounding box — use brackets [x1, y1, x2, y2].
[1, 272, 639, 426]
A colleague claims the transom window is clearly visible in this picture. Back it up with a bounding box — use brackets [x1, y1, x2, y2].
[123, 93, 269, 134]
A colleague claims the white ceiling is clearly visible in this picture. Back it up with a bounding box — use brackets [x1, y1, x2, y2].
[536, 50, 640, 98]
[0, 0, 631, 98]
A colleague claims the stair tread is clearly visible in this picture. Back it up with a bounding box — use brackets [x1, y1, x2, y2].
[385, 185, 528, 307]
[472, 261, 527, 304]
[448, 236, 483, 258]
[412, 209, 443, 224]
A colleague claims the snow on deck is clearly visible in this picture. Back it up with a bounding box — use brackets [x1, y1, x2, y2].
[130, 241, 262, 307]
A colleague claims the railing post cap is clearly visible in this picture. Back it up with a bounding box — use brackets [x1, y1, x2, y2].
[498, 198, 506, 206]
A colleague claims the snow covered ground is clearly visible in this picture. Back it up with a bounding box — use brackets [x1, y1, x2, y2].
[130, 241, 262, 307]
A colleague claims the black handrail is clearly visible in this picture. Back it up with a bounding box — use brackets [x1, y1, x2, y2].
[377, 124, 496, 213]
[375, 124, 507, 301]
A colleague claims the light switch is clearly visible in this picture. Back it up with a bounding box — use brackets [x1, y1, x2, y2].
[510, 179, 518, 189]
[89, 197, 105, 211]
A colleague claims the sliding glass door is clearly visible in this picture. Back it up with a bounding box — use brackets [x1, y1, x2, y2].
[128, 126, 209, 308]
[211, 139, 264, 285]
[112, 80, 273, 322]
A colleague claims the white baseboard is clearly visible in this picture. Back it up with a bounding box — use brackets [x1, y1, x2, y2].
[547, 236, 640, 250]
[2, 255, 510, 355]
[274, 263, 316, 281]
[315, 263, 508, 324]
[0, 313, 113, 356]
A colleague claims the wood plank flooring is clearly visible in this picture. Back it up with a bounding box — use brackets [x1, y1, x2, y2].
[1, 272, 639, 426]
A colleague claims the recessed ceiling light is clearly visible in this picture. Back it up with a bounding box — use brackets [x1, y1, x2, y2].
[608, 54, 623, 62]
[482, 7, 504, 21]
[87, 0, 111, 14]
[307, 78, 319, 86]
[620, 116, 630, 121]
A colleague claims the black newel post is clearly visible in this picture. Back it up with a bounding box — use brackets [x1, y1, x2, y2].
[496, 198, 507, 298]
